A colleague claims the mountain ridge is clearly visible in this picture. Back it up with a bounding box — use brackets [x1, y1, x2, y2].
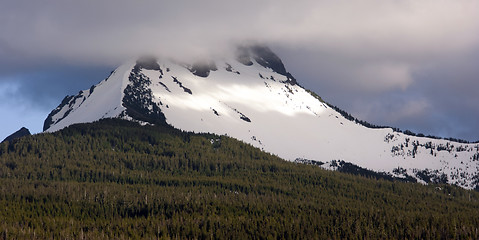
[3, 118, 479, 238]
[2, 127, 31, 143]
[43, 45, 479, 189]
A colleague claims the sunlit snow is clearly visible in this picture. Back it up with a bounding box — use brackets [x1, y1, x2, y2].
[44, 56, 479, 189]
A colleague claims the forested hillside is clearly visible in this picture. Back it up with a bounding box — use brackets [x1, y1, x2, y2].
[1, 119, 479, 239]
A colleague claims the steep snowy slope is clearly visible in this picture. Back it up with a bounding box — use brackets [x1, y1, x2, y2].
[44, 46, 479, 189]
[44, 62, 133, 132]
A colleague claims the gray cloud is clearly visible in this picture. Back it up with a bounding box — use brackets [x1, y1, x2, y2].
[3, 1, 477, 64]
[1, 0, 479, 141]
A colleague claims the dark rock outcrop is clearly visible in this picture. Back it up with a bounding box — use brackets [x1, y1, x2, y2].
[2, 127, 31, 142]
[236, 45, 297, 84]
[43, 95, 74, 131]
[235, 46, 254, 66]
[136, 57, 162, 71]
[188, 61, 218, 78]
[122, 66, 167, 126]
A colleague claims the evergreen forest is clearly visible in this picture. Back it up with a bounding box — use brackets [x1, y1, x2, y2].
[1, 119, 479, 239]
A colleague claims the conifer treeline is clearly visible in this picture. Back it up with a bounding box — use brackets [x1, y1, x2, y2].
[0, 119, 479, 239]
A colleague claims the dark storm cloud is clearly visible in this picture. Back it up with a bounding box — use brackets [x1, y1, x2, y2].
[1, 65, 113, 109]
[1, 0, 479, 141]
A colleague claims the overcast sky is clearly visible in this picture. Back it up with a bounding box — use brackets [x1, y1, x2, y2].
[1, 0, 479, 141]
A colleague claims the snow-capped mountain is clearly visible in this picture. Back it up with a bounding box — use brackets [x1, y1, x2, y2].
[44, 45, 479, 189]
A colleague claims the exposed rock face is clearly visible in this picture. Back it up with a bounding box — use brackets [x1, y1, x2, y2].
[188, 61, 218, 78]
[136, 56, 162, 71]
[43, 95, 75, 131]
[3, 127, 31, 142]
[122, 63, 167, 126]
[237, 45, 297, 84]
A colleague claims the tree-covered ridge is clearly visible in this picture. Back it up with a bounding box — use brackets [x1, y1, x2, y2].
[1, 119, 479, 239]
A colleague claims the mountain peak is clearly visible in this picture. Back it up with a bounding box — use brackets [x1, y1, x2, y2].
[135, 56, 162, 71]
[2, 127, 31, 142]
[43, 45, 479, 189]
[236, 45, 297, 84]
